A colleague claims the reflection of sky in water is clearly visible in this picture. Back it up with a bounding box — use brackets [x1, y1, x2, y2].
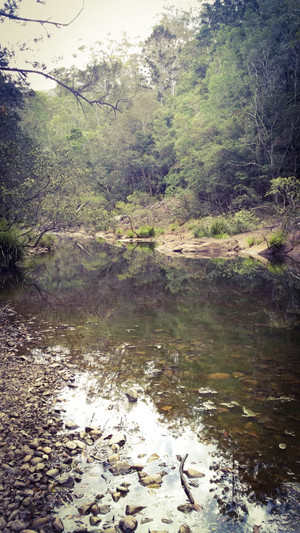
[57, 373, 274, 532]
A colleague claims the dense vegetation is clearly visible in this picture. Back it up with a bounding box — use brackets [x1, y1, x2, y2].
[0, 0, 299, 267]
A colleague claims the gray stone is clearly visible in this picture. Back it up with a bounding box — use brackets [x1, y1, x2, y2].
[125, 388, 138, 402]
[177, 503, 194, 513]
[46, 468, 60, 478]
[119, 516, 138, 532]
[139, 474, 162, 486]
[0, 516, 6, 529]
[65, 440, 77, 451]
[125, 505, 146, 515]
[109, 433, 126, 446]
[65, 420, 79, 429]
[11, 520, 26, 532]
[98, 504, 111, 514]
[109, 461, 132, 475]
[52, 516, 64, 532]
[89, 516, 101, 525]
[184, 468, 205, 478]
[78, 503, 91, 516]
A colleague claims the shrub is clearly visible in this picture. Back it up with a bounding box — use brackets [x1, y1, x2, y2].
[0, 225, 25, 269]
[115, 228, 124, 238]
[137, 225, 155, 238]
[246, 236, 255, 247]
[268, 230, 286, 250]
[230, 210, 259, 234]
[38, 233, 55, 249]
[209, 218, 229, 237]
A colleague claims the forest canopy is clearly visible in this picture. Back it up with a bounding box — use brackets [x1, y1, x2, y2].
[0, 0, 299, 256]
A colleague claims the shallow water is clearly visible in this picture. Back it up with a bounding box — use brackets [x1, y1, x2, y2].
[1, 237, 300, 531]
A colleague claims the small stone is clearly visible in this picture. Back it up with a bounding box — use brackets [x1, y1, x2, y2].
[179, 526, 191, 533]
[31, 456, 43, 466]
[52, 516, 64, 532]
[109, 461, 132, 475]
[11, 520, 26, 532]
[98, 504, 111, 514]
[29, 438, 40, 449]
[46, 468, 60, 478]
[109, 433, 126, 446]
[108, 453, 120, 464]
[65, 420, 79, 429]
[57, 474, 75, 487]
[90, 504, 100, 515]
[139, 474, 162, 486]
[73, 439, 86, 449]
[0, 517, 6, 529]
[119, 516, 138, 532]
[32, 516, 50, 528]
[42, 446, 52, 455]
[177, 503, 194, 514]
[90, 516, 101, 525]
[65, 440, 77, 451]
[35, 462, 45, 471]
[112, 492, 121, 502]
[78, 503, 91, 516]
[125, 388, 138, 402]
[184, 468, 205, 478]
[125, 505, 146, 515]
[117, 484, 130, 493]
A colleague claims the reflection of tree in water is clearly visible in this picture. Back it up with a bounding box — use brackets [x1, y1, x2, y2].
[2, 238, 300, 527]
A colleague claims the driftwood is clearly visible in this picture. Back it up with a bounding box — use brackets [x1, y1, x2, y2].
[179, 454, 195, 505]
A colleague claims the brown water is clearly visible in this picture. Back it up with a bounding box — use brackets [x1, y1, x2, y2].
[1, 236, 300, 532]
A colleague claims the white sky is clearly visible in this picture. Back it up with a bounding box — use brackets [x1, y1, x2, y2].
[2, 0, 202, 90]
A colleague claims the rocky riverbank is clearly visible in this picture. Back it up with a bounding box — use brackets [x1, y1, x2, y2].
[0, 306, 197, 533]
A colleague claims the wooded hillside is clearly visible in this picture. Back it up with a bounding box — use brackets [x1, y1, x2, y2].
[0, 0, 299, 256]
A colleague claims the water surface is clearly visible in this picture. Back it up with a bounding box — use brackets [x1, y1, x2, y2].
[1, 237, 300, 532]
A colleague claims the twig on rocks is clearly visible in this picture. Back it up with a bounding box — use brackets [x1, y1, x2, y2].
[179, 454, 195, 505]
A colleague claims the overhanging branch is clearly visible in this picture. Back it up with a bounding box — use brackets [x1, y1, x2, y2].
[0, 66, 121, 111]
[0, 2, 85, 28]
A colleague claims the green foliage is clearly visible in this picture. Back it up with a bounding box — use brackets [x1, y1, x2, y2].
[228, 210, 259, 234]
[209, 218, 229, 238]
[136, 225, 155, 238]
[246, 236, 255, 247]
[38, 233, 56, 249]
[268, 230, 286, 251]
[266, 177, 300, 212]
[0, 224, 25, 269]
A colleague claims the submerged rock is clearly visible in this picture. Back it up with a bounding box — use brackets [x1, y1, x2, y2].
[119, 515, 138, 532]
[109, 433, 126, 446]
[184, 468, 205, 478]
[139, 473, 162, 486]
[125, 388, 139, 402]
[109, 461, 132, 475]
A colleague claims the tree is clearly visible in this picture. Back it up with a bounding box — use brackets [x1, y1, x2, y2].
[0, 0, 122, 111]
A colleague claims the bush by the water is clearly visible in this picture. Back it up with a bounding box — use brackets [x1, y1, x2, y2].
[0, 225, 25, 269]
[192, 210, 259, 239]
[268, 230, 286, 251]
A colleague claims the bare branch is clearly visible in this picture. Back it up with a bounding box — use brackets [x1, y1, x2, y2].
[0, 2, 85, 28]
[0, 66, 121, 111]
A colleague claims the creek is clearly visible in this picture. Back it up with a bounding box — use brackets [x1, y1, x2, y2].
[1, 236, 300, 532]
